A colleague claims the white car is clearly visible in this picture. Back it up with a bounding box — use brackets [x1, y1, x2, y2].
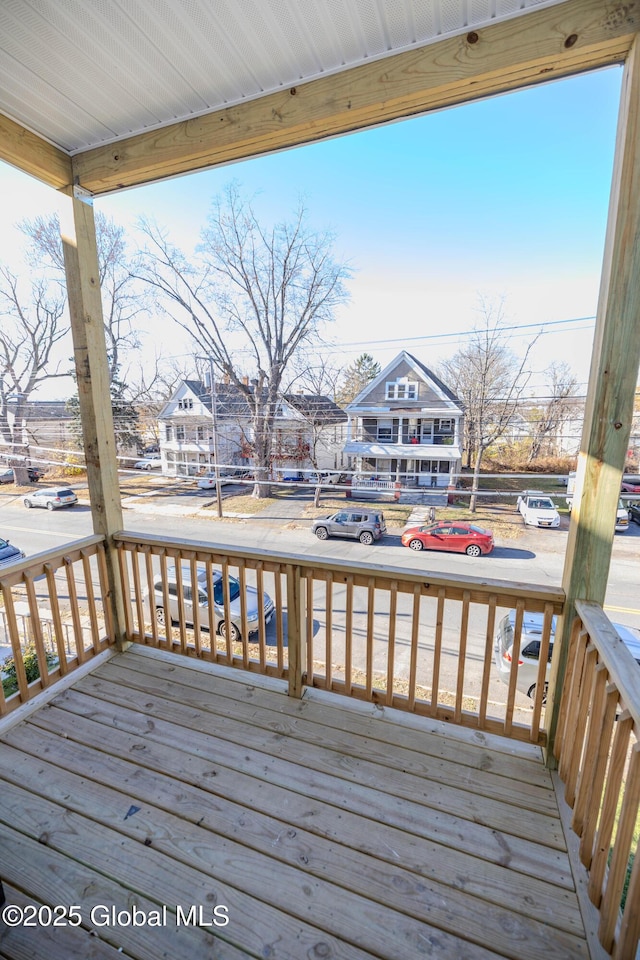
[495, 610, 640, 701]
[133, 458, 162, 470]
[517, 491, 560, 528]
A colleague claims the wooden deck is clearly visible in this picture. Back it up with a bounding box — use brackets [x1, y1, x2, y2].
[0, 644, 596, 960]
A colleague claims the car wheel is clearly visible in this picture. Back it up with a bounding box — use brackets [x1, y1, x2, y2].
[155, 607, 166, 625]
[408, 538, 423, 551]
[315, 527, 329, 540]
[465, 544, 482, 557]
[359, 530, 374, 545]
[46, 501, 54, 511]
[527, 682, 548, 705]
[219, 620, 240, 642]
[24, 498, 32, 508]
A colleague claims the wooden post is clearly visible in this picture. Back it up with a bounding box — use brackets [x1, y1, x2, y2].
[546, 37, 640, 761]
[61, 187, 128, 649]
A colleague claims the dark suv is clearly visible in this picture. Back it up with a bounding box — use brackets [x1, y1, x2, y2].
[312, 510, 386, 545]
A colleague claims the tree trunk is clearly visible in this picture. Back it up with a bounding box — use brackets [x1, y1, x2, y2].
[468, 450, 484, 513]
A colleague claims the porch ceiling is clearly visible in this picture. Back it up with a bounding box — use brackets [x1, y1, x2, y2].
[1, 0, 638, 195]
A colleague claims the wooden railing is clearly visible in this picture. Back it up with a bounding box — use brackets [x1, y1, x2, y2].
[114, 531, 564, 744]
[554, 600, 640, 959]
[0, 535, 115, 715]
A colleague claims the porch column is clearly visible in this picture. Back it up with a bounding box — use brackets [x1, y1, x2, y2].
[61, 187, 128, 649]
[546, 38, 640, 760]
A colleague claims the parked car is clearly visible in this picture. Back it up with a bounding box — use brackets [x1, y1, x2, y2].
[568, 491, 629, 532]
[516, 491, 560, 528]
[628, 502, 640, 524]
[0, 537, 25, 568]
[148, 564, 274, 642]
[133, 457, 162, 470]
[23, 487, 78, 510]
[401, 521, 494, 557]
[197, 468, 250, 489]
[494, 609, 640, 701]
[0, 466, 44, 484]
[312, 510, 386, 545]
[621, 475, 640, 493]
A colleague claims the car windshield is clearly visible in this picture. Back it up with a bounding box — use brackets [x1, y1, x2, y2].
[212, 575, 241, 605]
[0, 539, 9, 548]
[530, 498, 554, 510]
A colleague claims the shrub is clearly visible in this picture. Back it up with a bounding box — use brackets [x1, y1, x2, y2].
[1, 643, 57, 697]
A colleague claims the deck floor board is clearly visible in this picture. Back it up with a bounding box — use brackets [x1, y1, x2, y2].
[0, 646, 590, 960]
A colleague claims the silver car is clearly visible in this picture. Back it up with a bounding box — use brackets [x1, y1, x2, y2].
[312, 510, 386, 545]
[23, 487, 78, 510]
[494, 609, 640, 701]
[149, 565, 274, 642]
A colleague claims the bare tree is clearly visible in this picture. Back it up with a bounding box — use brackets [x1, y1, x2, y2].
[0, 267, 67, 472]
[21, 212, 145, 379]
[439, 300, 537, 511]
[526, 362, 580, 462]
[137, 184, 351, 496]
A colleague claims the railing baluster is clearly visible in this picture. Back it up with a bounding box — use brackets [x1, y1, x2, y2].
[365, 578, 375, 700]
[305, 574, 314, 688]
[23, 574, 49, 689]
[2, 587, 29, 702]
[130, 545, 145, 641]
[553, 615, 582, 762]
[559, 629, 590, 784]
[64, 556, 85, 663]
[407, 584, 420, 712]
[504, 598, 525, 737]
[454, 590, 470, 723]
[116, 543, 133, 641]
[189, 554, 201, 657]
[599, 742, 640, 953]
[385, 581, 397, 707]
[174, 553, 188, 655]
[345, 574, 354, 697]
[143, 547, 158, 646]
[429, 588, 445, 717]
[81, 549, 101, 653]
[579, 683, 619, 869]
[275, 570, 284, 673]
[530, 602, 554, 742]
[96, 542, 115, 644]
[256, 562, 266, 672]
[238, 561, 249, 668]
[478, 595, 496, 730]
[588, 711, 634, 906]
[158, 550, 172, 650]
[324, 573, 333, 690]
[286, 564, 303, 698]
[565, 643, 598, 807]
[572, 662, 608, 837]
[615, 823, 640, 959]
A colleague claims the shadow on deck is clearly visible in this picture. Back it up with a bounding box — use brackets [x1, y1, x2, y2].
[0, 645, 596, 960]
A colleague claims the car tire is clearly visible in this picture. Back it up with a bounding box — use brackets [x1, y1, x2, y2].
[527, 682, 548, 705]
[315, 527, 329, 540]
[219, 620, 240, 643]
[408, 538, 423, 551]
[465, 544, 482, 557]
[46, 501, 54, 511]
[24, 498, 32, 508]
[155, 607, 166, 625]
[359, 530, 374, 545]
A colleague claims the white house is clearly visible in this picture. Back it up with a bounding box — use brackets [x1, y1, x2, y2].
[158, 380, 347, 477]
[343, 352, 463, 488]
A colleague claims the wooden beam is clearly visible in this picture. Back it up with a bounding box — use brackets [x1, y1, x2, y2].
[61, 191, 128, 647]
[546, 34, 640, 760]
[0, 113, 72, 192]
[72, 0, 640, 195]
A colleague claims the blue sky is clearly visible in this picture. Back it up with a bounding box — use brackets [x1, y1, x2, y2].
[1, 64, 623, 398]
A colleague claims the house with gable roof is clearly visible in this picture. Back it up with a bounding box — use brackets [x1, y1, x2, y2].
[343, 351, 463, 488]
[158, 379, 347, 477]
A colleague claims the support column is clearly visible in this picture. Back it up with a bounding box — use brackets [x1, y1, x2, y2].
[546, 38, 640, 760]
[61, 187, 128, 649]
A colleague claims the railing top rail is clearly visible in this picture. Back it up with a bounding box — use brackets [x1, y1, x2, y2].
[575, 599, 640, 727]
[113, 529, 565, 611]
[0, 534, 106, 588]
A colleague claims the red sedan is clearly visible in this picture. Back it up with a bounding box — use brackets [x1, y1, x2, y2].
[401, 521, 494, 557]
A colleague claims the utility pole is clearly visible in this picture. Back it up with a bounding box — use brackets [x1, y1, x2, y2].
[199, 357, 223, 518]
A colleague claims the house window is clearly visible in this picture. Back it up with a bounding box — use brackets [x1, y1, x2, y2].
[377, 424, 393, 443]
[385, 378, 417, 400]
[176, 425, 186, 441]
[437, 418, 453, 432]
[165, 425, 173, 441]
[196, 426, 205, 441]
[178, 398, 193, 410]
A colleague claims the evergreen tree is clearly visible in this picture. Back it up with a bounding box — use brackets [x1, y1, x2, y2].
[335, 353, 381, 406]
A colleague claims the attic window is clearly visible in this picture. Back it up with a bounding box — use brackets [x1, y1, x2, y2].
[386, 379, 417, 400]
[178, 398, 193, 410]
